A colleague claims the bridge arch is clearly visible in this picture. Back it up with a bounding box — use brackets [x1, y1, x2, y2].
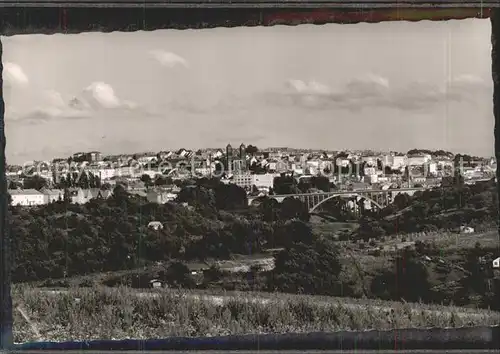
[249, 196, 279, 207]
[309, 193, 384, 213]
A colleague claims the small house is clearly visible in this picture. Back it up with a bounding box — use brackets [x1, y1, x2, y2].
[149, 279, 163, 289]
[147, 221, 163, 231]
[460, 226, 475, 234]
[493, 257, 500, 269]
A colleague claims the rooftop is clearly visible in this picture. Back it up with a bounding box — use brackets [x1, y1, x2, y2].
[8, 189, 44, 195]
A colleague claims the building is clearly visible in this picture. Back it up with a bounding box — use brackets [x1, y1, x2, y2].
[364, 167, 377, 176]
[99, 168, 117, 180]
[239, 143, 246, 159]
[41, 188, 64, 204]
[9, 189, 45, 206]
[87, 151, 102, 162]
[361, 156, 378, 166]
[82, 188, 108, 202]
[67, 188, 87, 204]
[146, 189, 177, 204]
[232, 173, 253, 189]
[407, 155, 429, 167]
[252, 173, 276, 190]
[392, 156, 407, 169]
[147, 221, 164, 230]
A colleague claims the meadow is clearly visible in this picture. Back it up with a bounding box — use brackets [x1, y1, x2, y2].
[12, 285, 500, 344]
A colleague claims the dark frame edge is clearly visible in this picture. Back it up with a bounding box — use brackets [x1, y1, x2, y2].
[0, 4, 498, 351]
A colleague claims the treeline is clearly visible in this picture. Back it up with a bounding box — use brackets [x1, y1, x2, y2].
[9, 180, 310, 282]
[355, 179, 497, 240]
[369, 242, 500, 309]
[407, 149, 454, 157]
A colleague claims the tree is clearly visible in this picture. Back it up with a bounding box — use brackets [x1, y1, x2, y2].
[394, 193, 411, 210]
[165, 262, 195, 288]
[270, 222, 343, 296]
[23, 175, 48, 190]
[215, 183, 248, 210]
[273, 174, 298, 195]
[176, 185, 216, 210]
[275, 219, 314, 248]
[441, 165, 465, 188]
[63, 188, 71, 203]
[280, 197, 309, 222]
[370, 249, 432, 302]
[357, 217, 385, 241]
[311, 176, 330, 192]
[457, 243, 496, 307]
[155, 176, 172, 186]
[257, 196, 281, 223]
[112, 185, 128, 204]
[140, 174, 153, 187]
[245, 145, 258, 155]
[203, 264, 224, 285]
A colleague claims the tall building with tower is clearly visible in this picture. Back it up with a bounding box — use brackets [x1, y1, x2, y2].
[239, 143, 246, 159]
[226, 143, 233, 175]
[239, 143, 246, 172]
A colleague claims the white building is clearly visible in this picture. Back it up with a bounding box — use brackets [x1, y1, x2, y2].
[99, 168, 117, 180]
[232, 174, 253, 189]
[41, 188, 64, 204]
[364, 167, 377, 176]
[392, 156, 407, 169]
[231, 173, 276, 191]
[427, 162, 438, 176]
[361, 156, 378, 166]
[146, 190, 177, 204]
[138, 155, 158, 165]
[252, 173, 276, 190]
[336, 159, 350, 168]
[408, 155, 430, 167]
[9, 189, 45, 206]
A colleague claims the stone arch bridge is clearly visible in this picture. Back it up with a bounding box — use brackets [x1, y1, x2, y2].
[247, 187, 426, 213]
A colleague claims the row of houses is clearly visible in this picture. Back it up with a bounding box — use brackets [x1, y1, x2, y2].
[8, 186, 181, 207]
[8, 188, 113, 206]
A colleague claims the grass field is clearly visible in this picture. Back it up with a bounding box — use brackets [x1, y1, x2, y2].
[12, 285, 500, 344]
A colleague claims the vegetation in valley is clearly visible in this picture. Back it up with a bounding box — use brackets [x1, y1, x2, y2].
[8, 174, 500, 314]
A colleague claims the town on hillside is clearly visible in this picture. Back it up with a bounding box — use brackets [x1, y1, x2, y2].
[6, 145, 497, 207]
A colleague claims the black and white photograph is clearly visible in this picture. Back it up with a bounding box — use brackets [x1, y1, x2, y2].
[2, 13, 500, 347]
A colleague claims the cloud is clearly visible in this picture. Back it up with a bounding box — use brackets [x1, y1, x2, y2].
[3, 62, 29, 87]
[15, 82, 140, 125]
[43, 90, 66, 108]
[287, 79, 331, 96]
[19, 108, 89, 124]
[275, 74, 490, 112]
[150, 50, 189, 68]
[81, 82, 139, 110]
[65, 82, 138, 112]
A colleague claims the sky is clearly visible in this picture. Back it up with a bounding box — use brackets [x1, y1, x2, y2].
[1, 18, 495, 164]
